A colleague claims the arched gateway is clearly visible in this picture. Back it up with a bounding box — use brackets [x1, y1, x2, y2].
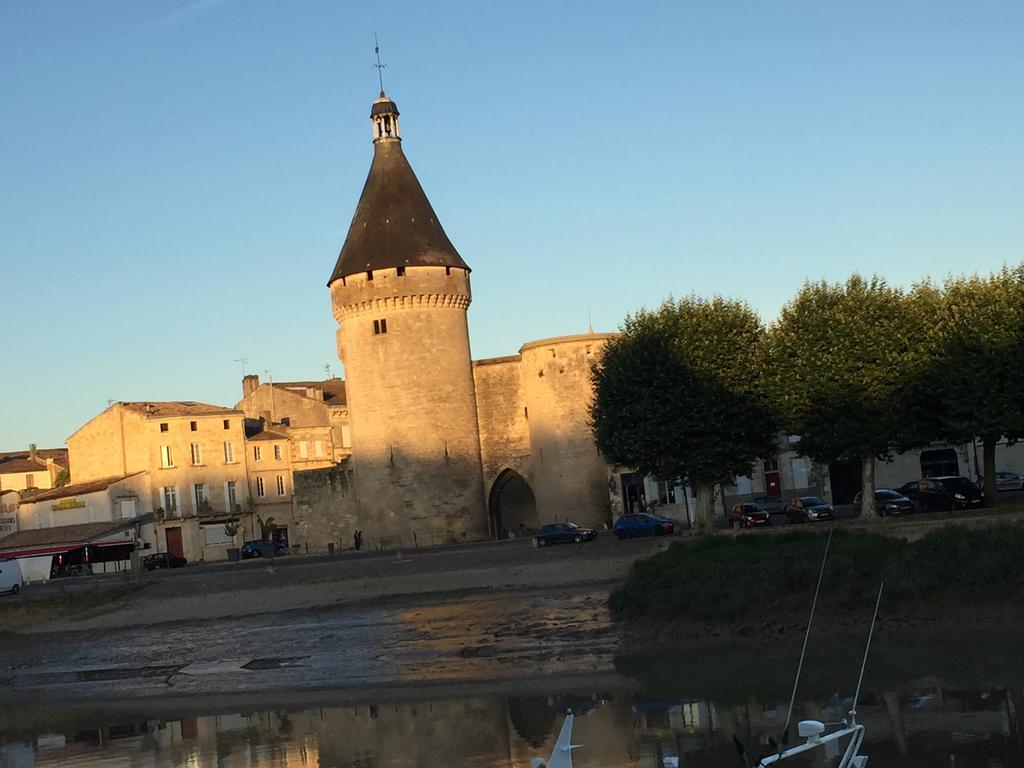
[488, 469, 538, 538]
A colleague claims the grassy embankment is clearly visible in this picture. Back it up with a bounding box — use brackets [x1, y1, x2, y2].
[609, 524, 1024, 624]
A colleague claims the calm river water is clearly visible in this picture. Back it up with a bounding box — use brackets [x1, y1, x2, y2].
[1, 681, 1020, 767]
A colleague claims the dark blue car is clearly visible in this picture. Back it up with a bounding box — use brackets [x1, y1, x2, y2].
[613, 513, 675, 539]
[534, 522, 596, 547]
[240, 540, 285, 559]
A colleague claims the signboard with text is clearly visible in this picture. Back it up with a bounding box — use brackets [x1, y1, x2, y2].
[0, 516, 17, 539]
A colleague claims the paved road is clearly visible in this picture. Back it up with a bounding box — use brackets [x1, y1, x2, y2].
[11, 490, 1020, 598]
[10, 530, 651, 598]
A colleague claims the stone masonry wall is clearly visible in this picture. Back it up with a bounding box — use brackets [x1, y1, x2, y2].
[331, 266, 488, 544]
[520, 334, 617, 529]
[292, 463, 479, 553]
[472, 356, 532, 495]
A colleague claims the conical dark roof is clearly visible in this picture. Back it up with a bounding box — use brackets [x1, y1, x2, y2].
[328, 138, 469, 284]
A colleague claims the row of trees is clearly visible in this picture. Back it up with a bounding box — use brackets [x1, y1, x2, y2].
[590, 266, 1024, 529]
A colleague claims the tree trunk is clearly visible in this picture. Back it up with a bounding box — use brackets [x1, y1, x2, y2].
[861, 455, 879, 519]
[982, 434, 998, 504]
[695, 483, 716, 533]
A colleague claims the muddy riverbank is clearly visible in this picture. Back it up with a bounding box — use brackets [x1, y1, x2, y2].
[0, 535, 665, 634]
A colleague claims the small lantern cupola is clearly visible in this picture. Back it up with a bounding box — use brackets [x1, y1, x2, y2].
[371, 93, 401, 143]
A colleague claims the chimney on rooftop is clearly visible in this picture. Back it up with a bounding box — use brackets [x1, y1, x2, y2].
[29, 443, 37, 461]
[243, 374, 260, 399]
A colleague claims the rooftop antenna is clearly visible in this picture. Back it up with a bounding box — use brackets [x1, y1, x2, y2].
[324, 363, 334, 379]
[374, 32, 386, 95]
[587, 306, 593, 334]
[235, 357, 251, 376]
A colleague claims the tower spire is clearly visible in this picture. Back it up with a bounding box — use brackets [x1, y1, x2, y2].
[374, 32, 386, 97]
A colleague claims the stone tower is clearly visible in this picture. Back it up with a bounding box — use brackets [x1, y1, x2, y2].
[328, 91, 488, 544]
[521, 333, 618, 527]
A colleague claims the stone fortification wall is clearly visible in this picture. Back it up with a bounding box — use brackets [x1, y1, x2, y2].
[330, 266, 488, 543]
[291, 464, 460, 551]
[472, 356, 531, 491]
[519, 333, 617, 529]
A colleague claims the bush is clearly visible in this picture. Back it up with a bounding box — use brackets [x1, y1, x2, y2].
[609, 525, 1024, 623]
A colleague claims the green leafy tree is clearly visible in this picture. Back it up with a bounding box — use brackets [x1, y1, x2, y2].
[257, 515, 276, 542]
[590, 296, 777, 531]
[915, 267, 1024, 501]
[768, 275, 931, 518]
[54, 468, 70, 487]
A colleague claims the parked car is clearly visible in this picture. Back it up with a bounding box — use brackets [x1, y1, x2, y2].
[896, 476, 986, 512]
[751, 495, 786, 514]
[730, 502, 771, 528]
[852, 489, 914, 517]
[784, 496, 834, 523]
[534, 522, 596, 546]
[613, 513, 675, 539]
[991, 471, 1024, 492]
[240, 540, 286, 559]
[142, 553, 187, 571]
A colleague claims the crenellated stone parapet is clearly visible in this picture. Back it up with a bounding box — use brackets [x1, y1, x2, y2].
[330, 265, 472, 322]
[332, 292, 471, 321]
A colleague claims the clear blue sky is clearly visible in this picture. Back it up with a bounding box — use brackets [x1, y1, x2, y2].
[2, 1, 1022, 449]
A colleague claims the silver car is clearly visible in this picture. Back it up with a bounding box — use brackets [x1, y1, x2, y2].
[994, 471, 1024, 492]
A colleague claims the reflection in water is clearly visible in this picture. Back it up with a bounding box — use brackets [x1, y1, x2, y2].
[0, 686, 1021, 767]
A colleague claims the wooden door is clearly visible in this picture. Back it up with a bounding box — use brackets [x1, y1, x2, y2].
[765, 472, 782, 497]
[165, 527, 184, 558]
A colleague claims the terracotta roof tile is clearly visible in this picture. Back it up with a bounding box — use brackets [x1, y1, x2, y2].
[20, 473, 144, 504]
[273, 378, 347, 406]
[0, 448, 68, 468]
[247, 430, 289, 442]
[121, 401, 239, 418]
[0, 457, 49, 475]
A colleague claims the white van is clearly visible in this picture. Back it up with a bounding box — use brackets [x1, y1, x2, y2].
[0, 558, 22, 595]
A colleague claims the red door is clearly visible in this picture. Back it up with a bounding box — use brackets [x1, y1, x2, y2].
[765, 472, 782, 497]
[165, 527, 184, 558]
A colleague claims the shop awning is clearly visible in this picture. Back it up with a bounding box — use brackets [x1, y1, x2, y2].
[0, 521, 139, 560]
[0, 545, 74, 559]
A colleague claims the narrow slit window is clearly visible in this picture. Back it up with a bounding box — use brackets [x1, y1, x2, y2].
[396, 267, 405, 277]
[366, 271, 374, 281]
[445, 266, 451, 276]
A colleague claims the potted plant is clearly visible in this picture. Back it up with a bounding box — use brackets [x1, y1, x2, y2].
[224, 521, 241, 562]
[256, 515, 277, 559]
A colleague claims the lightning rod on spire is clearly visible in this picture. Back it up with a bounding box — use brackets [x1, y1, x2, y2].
[374, 32, 386, 96]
